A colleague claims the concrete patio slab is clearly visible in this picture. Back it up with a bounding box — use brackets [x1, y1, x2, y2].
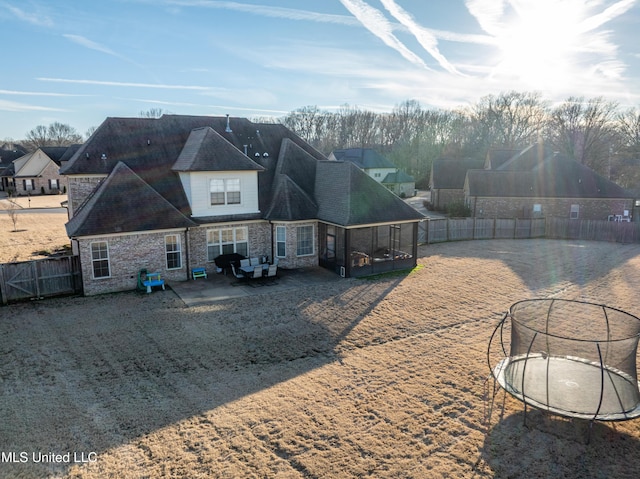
[168, 267, 341, 307]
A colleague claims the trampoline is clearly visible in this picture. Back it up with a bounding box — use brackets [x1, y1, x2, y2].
[488, 299, 640, 423]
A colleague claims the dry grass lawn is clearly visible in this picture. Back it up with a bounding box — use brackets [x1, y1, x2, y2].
[0, 195, 69, 263]
[1, 208, 640, 478]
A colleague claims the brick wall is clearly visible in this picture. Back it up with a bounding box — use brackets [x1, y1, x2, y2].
[67, 176, 105, 217]
[432, 188, 464, 209]
[79, 230, 188, 296]
[271, 221, 318, 269]
[187, 221, 272, 272]
[470, 196, 633, 220]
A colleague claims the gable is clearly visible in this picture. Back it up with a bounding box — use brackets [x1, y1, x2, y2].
[13, 150, 55, 178]
[66, 162, 196, 237]
[172, 127, 265, 172]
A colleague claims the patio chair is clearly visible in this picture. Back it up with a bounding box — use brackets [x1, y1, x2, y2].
[252, 266, 263, 279]
[231, 264, 245, 280]
[250, 257, 260, 266]
[264, 264, 278, 285]
[240, 258, 250, 268]
[266, 264, 277, 278]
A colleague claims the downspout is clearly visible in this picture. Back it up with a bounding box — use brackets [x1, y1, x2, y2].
[185, 227, 191, 280]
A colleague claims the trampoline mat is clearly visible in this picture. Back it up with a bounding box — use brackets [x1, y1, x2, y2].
[494, 354, 640, 421]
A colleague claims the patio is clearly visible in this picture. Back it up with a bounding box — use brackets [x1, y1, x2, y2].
[168, 266, 340, 306]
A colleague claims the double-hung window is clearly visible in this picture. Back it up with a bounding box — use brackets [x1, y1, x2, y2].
[207, 227, 248, 261]
[210, 178, 241, 206]
[23, 179, 34, 191]
[165, 234, 182, 269]
[296, 225, 314, 256]
[91, 241, 110, 278]
[276, 226, 286, 258]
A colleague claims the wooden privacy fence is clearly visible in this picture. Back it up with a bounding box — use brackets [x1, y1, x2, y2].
[422, 218, 546, 244]
[546, 218, 640, 243]
[0, 255, 82, 304]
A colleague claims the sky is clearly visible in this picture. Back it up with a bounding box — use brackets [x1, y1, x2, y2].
[1, 0, 639, 141]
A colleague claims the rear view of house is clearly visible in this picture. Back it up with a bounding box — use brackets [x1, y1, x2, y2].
[61, 115, 424, 295]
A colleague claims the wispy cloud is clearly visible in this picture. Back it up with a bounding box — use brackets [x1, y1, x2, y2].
[338, 0, 430, 69]
[379, 0, 462, 75]
[1, 2, 53, 27]
[579, 0, 636, 32]
[62, 34, 143, 67]
[37, 78, 212, 91]
[0, 99, 64, 112]
[155, 0, 359, 25]
[0, 89, 89, 97]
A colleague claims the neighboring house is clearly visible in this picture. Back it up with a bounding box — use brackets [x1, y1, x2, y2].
[429, 158, 484, 210]
[464, 154, 633, 219]
[0, 145, 27, 192]
[430, 142, 633, 220]
[61, 115, 424, 296]
[329, 148, 416, 197]
[2, 146, 74, 195]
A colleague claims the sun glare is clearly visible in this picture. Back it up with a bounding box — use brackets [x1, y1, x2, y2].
[491, 1, 586, 89]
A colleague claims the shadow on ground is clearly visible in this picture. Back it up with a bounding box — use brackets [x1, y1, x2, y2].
[0, 271, 407, 477]
[481, 406, 640, 478]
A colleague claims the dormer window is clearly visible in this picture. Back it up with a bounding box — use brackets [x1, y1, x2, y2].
[210, 178, 241, 205]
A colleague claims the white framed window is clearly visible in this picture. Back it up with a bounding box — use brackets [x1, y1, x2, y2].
[91, 241, 110, 279]
[206, 227, 248, 261]
[23, 179, 34, 191]
[165, 234, 182, 269]
[210, 178, 241, 206]
[49, 179, 59, 190]
[276, 226, 286, 258]
[570, 204, 580, 220]
[296, 225, 314, 256]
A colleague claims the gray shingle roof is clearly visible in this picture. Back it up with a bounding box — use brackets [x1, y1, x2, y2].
[66, 162, 196, 237]
[467, 156, 631, 198]
[64, 115, 424, 235]
[431, 159, 485, 189]
[315, 161, 424, 226]
[172, 127, 264, 172]
[331, 148, 396, 169]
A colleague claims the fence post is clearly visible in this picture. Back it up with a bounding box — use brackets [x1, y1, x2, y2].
[0, 264, 7, 305]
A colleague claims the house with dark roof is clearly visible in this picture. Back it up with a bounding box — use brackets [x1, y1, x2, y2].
[429, 158, 484, 210]
[329, 148, 416, 198]
[430, 141, 633, 220]
[61, 115, 424, 296]
[464, 154, 633, 219]
[1, 146, 74, 195]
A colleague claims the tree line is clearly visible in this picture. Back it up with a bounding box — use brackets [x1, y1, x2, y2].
[9, 93, 640, 189]
[280, 92, 640, 189]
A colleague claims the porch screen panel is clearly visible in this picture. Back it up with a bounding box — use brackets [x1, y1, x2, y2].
[350, 227, 373, 273]
[399, 223, 414, 259]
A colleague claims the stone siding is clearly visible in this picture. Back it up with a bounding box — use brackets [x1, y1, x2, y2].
[470, 196, 633, 220]
[79, 230, 188, 296]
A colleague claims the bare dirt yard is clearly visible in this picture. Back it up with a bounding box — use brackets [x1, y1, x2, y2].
[0, 195, 69, 263]
[2, 212, 640, 478]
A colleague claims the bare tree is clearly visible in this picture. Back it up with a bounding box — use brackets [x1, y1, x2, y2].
[547, 96, 618, 174]
[139, 108, 168, 118]
[25, 122, 82, 150]
[48, 122, 83, 146]
[467, 91, 548, 153]
[2, 200, 20, 232]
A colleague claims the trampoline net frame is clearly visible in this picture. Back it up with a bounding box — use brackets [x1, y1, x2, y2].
[489, 299, 640, 422]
